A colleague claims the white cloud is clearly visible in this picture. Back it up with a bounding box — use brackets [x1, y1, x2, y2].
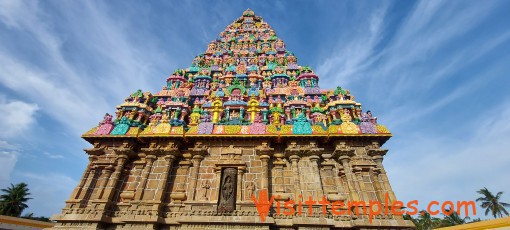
[0, 96, 38, 138]
[0, 140, 19, 187]
[42, 152, 64, 159]
[0, 140, 19, 150]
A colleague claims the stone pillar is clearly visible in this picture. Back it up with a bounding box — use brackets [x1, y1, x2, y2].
[188, 155, 204, 200]
[93, 165, 114, 200]
[334, 167, 344, 194]
[338, 155, 360, 201]
[352, 166, 368, 202]
[101, 154, 129, 201]
[237, 166, 245, 202]
[369, 167, 384, 201]
[320, 154, 336, 196]
[170, 155, 191, 204]
[273, 153, 285, 193]
[79, 165, 98, 204]
[126, 164, 142, 192]
[309, 155, 324, 199]
[289, 155, 301, 200]
[212, 167, 222, 201]
[369, 149, 397, 203]
[70, 156, 96, 200]
[259, 154, 270, 190]
[153, 155, 176, 202]
[176, 153, 192, 191]
[135, 154, 157, 200]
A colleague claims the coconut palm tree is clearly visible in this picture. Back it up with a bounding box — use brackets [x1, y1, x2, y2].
[0, 183, 32, 217]
[416, 211, 443, 230]
[441, 209, 470, 227]
[476, 187, 510, 218]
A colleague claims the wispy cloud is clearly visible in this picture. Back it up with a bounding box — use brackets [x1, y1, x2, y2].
[313, 0, 510, 219]
[375, 1, 501, 98]
[316, 2, 389, 86]
[42, 152, 64, 159]
[0, 0, 171, 135]
[387, 99, 510, 213]
[0, 140, 19, 187]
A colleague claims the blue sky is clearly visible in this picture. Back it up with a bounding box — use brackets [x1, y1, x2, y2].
[1, 0, 510, 219]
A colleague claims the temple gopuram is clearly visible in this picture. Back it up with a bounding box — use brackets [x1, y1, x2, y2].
[51, 9, 414, 230]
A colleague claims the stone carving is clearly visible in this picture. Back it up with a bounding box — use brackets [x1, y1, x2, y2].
[201, 180, 211, 200]
[245, 181, 255, 200]
[218, 168, 237, 212]
[221, 145, 242, 159]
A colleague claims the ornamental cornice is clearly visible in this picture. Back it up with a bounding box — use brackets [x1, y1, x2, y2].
[187, 141, 208, 156]
[284, 140, 323, 157]
[332, 141, 355, 159]
[254, 141, 274, 156]
[141, 140, 181, 156]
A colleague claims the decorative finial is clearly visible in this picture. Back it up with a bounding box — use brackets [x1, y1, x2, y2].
[243, 8, 255, 16]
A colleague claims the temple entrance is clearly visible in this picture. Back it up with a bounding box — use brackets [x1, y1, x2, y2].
[217, 167, 237, 212]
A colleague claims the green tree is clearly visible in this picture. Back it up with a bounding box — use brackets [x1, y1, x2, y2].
[0, 183, 32, 217]
[441, 209, 470, 227]
[415, 211, 443, 230]
[476, 187, 510, 218]
[403, 213, 420, 228]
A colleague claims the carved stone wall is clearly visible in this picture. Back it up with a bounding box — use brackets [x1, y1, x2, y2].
[51, 138, 414, 230]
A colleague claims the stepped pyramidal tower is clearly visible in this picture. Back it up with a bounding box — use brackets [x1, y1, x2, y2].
[52, 9, 414, 230]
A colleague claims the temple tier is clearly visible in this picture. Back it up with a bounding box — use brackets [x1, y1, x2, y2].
[51, 9, 413, 230]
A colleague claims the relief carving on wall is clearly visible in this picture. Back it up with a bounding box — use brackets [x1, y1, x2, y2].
[217, 167, 237, 211]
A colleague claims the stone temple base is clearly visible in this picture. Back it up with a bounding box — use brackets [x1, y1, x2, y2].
[50, 138, 414, 230]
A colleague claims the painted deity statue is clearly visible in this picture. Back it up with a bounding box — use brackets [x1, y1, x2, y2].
[94, 113, 114, 135]
[359, 111, 378, 134]
[271, 111, 282, 125]
[189, 106, 201, 125]
[340, 108, 359, 134]
[275, 39, 285, 52]
[236, 61, 247, 74]
[249, 113, 266, 134]
[153, 112, 172, 134]
[198, 111, 214, 134]
[293, 110, 312, 134]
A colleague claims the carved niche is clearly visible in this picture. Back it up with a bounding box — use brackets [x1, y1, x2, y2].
[217, 167, 237, 212]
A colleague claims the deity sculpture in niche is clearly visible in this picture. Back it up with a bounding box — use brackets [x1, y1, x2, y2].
[217, 168, 237, 212]
[201, 180, 211, 200]
[245, 181, 255, 200]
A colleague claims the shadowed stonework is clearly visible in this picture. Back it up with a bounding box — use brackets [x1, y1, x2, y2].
[51, 9, 414, 230]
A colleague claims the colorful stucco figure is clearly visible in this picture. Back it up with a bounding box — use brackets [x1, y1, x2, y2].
[83, 9, 389, 138]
